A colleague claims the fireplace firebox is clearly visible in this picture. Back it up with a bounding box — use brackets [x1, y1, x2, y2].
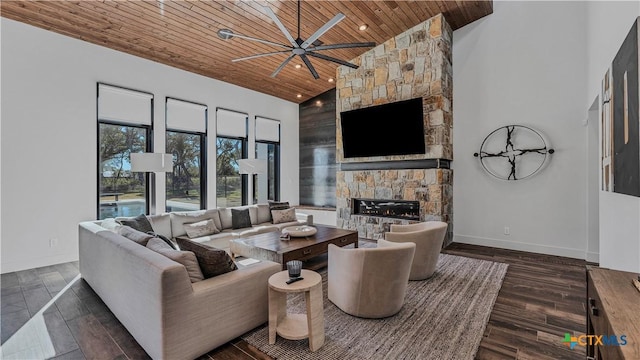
[352, 198, 420, 220]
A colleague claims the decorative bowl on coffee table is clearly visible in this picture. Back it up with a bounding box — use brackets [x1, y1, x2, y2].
[282, 225, 317, 237]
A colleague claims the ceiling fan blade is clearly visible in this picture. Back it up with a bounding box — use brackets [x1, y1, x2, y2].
[218, 30, 291, 49]
[301, 13, 346, 49]
[300, 54, 319, 79]
[271, 54, 297, 78]
[306, 52, 359, 69]
[309, 42, 376, 51]
[232, 50, 292, 62]
[262, 6, 298, 48]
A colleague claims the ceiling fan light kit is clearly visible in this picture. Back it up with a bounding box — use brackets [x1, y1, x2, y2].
[220, 1, 375, 80]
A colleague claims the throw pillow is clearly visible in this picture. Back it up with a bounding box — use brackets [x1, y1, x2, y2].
[176, 238, 237, 278]
[146, 238, 204, 283]
[118, 214, 154, 234]
[268, 200, 290, 211]
[117, 226, 155, 246]
[231, 208, 252, 229]
[100, 218, 122, 232]
[267, 201, 290, 222]
[271, 207, 297, 224]
[184, 219, 220, 238]
[146, 232, 178, 250]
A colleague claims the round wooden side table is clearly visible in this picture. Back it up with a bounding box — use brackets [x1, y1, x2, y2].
[268, 269, 325, 351]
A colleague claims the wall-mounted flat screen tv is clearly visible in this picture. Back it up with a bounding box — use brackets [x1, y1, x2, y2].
[340, 97, 425, 158]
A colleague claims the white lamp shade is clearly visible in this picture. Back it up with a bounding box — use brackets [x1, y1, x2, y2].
[130, 153, 173, 173]
[237, 159, 267, 174]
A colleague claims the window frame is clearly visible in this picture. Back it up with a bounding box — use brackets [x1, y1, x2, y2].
[254, 140, 281, 202]
[165, 129, 207, 211]
[96, 120, 153, 219]
[216, 135, 248, 206]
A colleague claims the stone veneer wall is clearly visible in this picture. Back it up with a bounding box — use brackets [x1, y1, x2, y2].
[335, 14, 454, 242]
[336, 14, 453, 162]
[336, 169, 452, 240]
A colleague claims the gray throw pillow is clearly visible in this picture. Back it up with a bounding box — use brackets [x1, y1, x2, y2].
[117, 226, 155, 246]
[231, 208, 252, 229]
[176, 238, 237, 278]
[146, 232, 178, 250]
[118, 214, 154, 234]
[146, 238, 204, 283]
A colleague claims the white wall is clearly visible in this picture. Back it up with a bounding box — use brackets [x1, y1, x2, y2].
[453, 1, 590, 259]
[0, 18, 299, 273]
[586, 2, 640, 272]
[296, 208, 337, 227]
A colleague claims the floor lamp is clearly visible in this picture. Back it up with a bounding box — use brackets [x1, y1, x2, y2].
[237, 159, 267, 205]
[130, 153, 173, 214]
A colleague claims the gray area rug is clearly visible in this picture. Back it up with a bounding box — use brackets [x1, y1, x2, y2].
[243, 253, 508, 360]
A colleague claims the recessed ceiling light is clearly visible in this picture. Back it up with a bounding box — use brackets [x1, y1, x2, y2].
[358, 24, 368, 31]
[296, 94, 303, 98]
[295, 64, 302, 69]
[328, 78, 335, 83]
[316, 100, 323, 106]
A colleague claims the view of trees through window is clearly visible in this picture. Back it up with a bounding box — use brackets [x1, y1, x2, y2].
[255, 142, 279, 203]
[216, 137, 245, 207]
[98, 123, 149, 219]
[166, 131, 203, 212]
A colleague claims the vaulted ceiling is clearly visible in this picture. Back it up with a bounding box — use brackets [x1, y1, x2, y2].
[1, 1, 492, 103]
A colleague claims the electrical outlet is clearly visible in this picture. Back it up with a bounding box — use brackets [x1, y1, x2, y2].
[49, 238, 59, 247]
[503, 227, 510, 235]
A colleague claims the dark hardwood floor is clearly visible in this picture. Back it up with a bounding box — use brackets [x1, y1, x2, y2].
[1, 243, 587, 359]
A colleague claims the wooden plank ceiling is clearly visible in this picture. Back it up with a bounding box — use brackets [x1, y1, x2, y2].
[1, 1, 492, 103]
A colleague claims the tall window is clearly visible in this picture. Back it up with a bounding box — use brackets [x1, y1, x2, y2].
[255, 117, 281, 203]
[255, 142, 280, 203]
[165, 98, 207, 211]
[98, 124, 150, 219]
[216, 137, 246, 207]
[97, 84, 153, 219]
[216, 109, 248, 207]
[166, 131, 204, 211]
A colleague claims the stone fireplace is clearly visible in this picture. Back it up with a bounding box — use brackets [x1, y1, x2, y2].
[336, 168, 452, 240]
[335, 14, 453, 243]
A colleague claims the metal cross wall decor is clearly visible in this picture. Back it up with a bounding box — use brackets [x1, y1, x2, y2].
[473, 125, 554, 180]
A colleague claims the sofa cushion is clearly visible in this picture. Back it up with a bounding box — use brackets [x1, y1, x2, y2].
[268, 200, 290, 211]
[217, 208, 233, 229]
[176, 238, 238, 278]
[118, 214, 154, 233]
[272, 220, 306, 230]
[256, 204, 271, 224]
[117, 226, 155, 246]
[146, 238, 204, 283]
[271, 207, 297, 224]
[170, 209, 222, 238]
[232, 209, 252, 229]
[147, 213, 172, 239]
[184, 219, 220, 238]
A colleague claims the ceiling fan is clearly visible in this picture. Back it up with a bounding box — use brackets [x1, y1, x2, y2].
[217, 1, 375, 79]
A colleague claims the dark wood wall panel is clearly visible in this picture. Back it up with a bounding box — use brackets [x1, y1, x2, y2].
[299, 89, 337, 207]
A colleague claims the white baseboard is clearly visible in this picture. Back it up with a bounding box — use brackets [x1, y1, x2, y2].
[1, 253, 78, 274]
[586, 251, 600, 264]
[454, 234, 593, 261]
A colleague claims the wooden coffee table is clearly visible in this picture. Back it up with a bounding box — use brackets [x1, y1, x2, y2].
[230, 225, 358, 270]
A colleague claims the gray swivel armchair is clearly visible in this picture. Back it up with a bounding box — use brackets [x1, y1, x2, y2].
[327, 239, 416, 318]
[384, 221, 448, 280]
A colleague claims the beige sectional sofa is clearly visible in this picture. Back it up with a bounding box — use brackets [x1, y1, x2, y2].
[78, 204, 311, 359]
[147, 204, 312, 252]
